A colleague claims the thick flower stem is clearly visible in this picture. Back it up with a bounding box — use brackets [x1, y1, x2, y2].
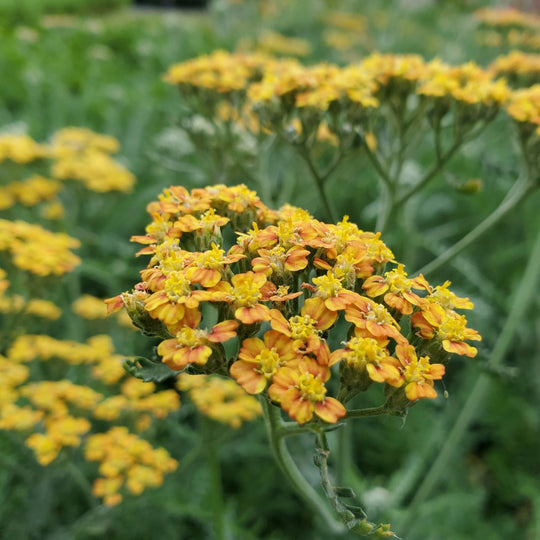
[202, 418, 227, 540]
[260, 397, 345, 535]
[416, 178, 536, 277]
[398, 222, 540, 534]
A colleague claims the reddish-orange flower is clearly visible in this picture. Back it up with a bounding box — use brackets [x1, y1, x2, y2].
[344, 296, 407, 343]
[158, 320, 238, 370]
[210, 271, 271, 324]
[310, 272, 360, 312]
[230, 330, 302, 394]
[144, 271, 209, 327]
[333, 336, 403, 386]
[395, 343, 445, 400]
[269, 297, 337, 353]
[185, 244, 245, 287]
[251, 245, 310, 277]
[158, 185, 212, 215]
[363, 264, 429, 315]
[268, 359, 346, 424]
[411, 305, 481, 358]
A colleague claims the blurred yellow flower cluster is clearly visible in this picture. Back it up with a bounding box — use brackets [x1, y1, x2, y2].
[506, 84, 540, 135]
[50, 127, 135, 193]
[85, 426, 178, 506]
[0, 134, 47, 163]
[0, 128, 185, 509]
[177, 373, 261, 428]
[490, 51, 540, 86]
[475, 7, 540, 50]
[165, 50, 511, 151]
[0, 218, 80, 276]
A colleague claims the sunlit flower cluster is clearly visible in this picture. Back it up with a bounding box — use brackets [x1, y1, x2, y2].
[165, 51, 511, 149]
[0, 175, 61, 211]
[0, 295, 62, 320]
[85, 426, 178, 506]
[177, 373, 261, 428]
[256, 31, 312, 57]
[475, 7, 540, 50]
[490, 51, 540, 86]
[111, 184, 480, 425]
[506, 84, 540, 135]
[0, 218, 80, 276]
[0, 133, 47, 164]
[50, 127, 135, 193]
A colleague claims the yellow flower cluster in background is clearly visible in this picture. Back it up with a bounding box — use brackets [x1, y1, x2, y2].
[50, 127, 135, 193]
[0, 296, 61, 320]
[490, 51, 540, 86]
[506, 84, 540, 135]
[164, 50, 512, 148]
[0, 127, 185, 508]
[0, 219, 80, 276]
[177, 373, 261, 428]
[475, 7, 540, 50]
[255, 30, 312, 57]
[85, 427, 178, 506]
[0, 134, 47, 164]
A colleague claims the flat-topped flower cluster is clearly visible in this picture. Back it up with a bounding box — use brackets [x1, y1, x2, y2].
[109, 184, 481, 425]
[164, 51, 510, 139]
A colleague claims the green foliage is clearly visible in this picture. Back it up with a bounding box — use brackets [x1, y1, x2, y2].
[0, 0, 130, 27]
[1, 1, 539, 539]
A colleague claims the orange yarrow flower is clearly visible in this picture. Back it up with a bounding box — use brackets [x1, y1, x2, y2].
[333, 336, 403, 386]
[158, 320, 238, 370]
[308, 271, 359, 313]
[268, 358, 346, 424]
[344, 296, 407, 343]
[396, 343, 445, 400]
[230, 330, 302, 394]
[269, 297, 337, 354]
[411, 305, 481, 358]
[251, 245, 310, 277]
[210, 271, 271, 324]
[363, 264, 429, 315]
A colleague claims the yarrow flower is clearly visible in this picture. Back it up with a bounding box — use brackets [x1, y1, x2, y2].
[111, 183, 482, 426]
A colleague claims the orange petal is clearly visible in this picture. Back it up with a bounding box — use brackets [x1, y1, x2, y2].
[314, 397, 346, 423]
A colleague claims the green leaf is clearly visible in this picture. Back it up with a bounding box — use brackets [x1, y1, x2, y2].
[122, 356, 180, 383]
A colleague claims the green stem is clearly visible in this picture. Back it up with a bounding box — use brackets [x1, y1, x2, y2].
[346, 405, 394, 419]
[398, 222, 540, 533]
[260, 397, 345, 535]
[202, 418, 227, 540]
[416, 178, 536, 276]
[294, 145, 338, 223]
[375, 181, 397, 234]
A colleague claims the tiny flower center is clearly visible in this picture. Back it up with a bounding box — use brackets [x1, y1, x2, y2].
[165, 272, 192, 302]
[176, 327, 207, 348]
[346, 337, 387, 368]
[256, 348, 281, 378]
[234, 276, 262, 306]
[289, 315, 318, 339]
[437, 314, 467, 342]
[403, 356, 430, 383]
[298, 372, 326, 402]
[313, 273, 343, 299]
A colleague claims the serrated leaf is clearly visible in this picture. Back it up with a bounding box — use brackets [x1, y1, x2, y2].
[122, 356, 180, 383]
[334, 487, 356, 498]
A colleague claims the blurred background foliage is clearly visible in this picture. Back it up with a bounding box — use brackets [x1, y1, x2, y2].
[1, 0, 539, 539]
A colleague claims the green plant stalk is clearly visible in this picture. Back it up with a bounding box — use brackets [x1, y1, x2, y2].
[416, 177, 536, 276]
[398, 222, 540, 534]
[202, 417, 227, 540]
[260, 397, 345, 535]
